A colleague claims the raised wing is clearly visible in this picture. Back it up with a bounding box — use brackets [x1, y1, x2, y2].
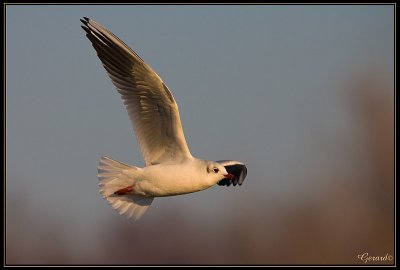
[216, 160, 247, 186]
[81, 17, 192, 165]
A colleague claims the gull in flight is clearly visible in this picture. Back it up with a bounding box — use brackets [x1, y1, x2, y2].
[81, 17, 247, 220]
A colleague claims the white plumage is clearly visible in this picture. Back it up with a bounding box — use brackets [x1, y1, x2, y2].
[81, 17, 247, 220]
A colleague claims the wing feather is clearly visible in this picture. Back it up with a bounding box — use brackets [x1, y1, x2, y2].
[216, 160, 247, 186]
[81, 17, 192, 165]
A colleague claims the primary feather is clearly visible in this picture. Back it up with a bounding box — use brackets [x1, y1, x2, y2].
[81, 17, 192, 166]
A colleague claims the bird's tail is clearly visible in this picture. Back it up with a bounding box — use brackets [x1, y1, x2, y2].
[97, 156, 154, 220]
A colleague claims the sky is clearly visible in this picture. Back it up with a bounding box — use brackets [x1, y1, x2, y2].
[6, 5, 394, 264]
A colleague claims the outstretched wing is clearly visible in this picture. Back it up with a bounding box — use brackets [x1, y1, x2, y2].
[216, 160, 247, 186]
[81, 17, 192, 165]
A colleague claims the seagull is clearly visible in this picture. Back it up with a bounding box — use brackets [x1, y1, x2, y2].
[81, 17, 247, 220]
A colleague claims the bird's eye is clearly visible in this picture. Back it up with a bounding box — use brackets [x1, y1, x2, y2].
[213, 168, 219, 173]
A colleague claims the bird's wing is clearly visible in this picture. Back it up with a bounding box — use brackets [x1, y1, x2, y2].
[216, 160, 247, 186]
[81, 17, 192, 165]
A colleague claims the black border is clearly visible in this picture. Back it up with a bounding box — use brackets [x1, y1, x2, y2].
[3, 2, 396, 267]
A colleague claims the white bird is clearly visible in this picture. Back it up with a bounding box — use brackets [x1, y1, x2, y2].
[81, 17, 247, 220]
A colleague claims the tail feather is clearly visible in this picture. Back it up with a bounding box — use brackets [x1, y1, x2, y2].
[97, 156, 154, 220]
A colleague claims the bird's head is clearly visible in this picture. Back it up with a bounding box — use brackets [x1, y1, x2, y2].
[206, 161, 237, 184]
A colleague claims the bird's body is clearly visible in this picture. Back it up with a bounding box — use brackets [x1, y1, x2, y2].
[81, 17, 247, 220]
[99, 156, 231, 197]
[132, 158, 218, 197]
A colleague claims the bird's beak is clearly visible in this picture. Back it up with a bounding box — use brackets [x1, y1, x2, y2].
[224, 173, 237, 180]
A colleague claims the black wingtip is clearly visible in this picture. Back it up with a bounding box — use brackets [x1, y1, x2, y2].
[80, 17, 90, 26]
[80, 17, 91, 34]
[216, 161, 247, 187]
[81, 25, 90, 34]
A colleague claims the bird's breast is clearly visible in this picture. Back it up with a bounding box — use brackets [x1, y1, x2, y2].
[136, 163, 211, 197]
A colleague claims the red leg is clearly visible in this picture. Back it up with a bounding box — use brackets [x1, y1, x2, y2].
[114, 186, 133, 195]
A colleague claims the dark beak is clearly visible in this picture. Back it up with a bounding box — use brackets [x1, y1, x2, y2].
[223, 173, 237, 180]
